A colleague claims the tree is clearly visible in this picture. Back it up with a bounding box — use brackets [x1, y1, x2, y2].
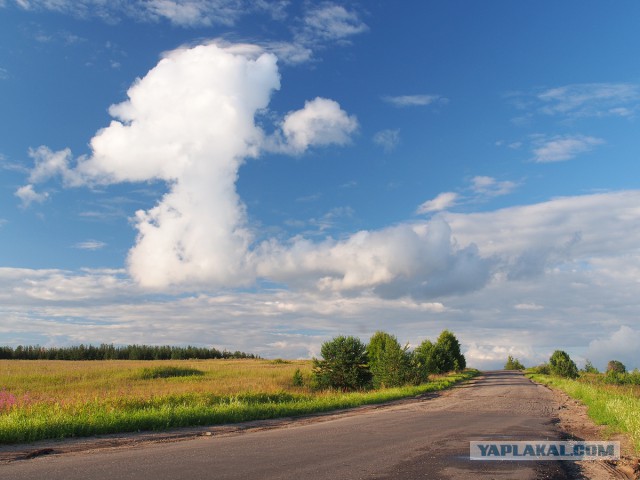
[549, 350, 579, 379]
[413, 339, 438, 378]
[504, 355, 525, 370]
[435, 330, 466, 372]
[414, 330, 466, 375]
[606, 360, 626, 374]
[312, 336, 372, 390]
[582, 359, 599, 374]
[367, 331, 411, 388]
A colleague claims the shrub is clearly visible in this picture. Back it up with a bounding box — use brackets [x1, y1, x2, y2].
[312, 336, 372, 391]
[271, 358, 291, 364]
[292, 368, 304, 387]
[504, 355, 525, 370]
[549, 350, 579, 379]
[528, 363, 550, 375]
[137, 366, 204, 379]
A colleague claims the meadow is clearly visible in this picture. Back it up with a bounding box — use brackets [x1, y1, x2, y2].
[0, 359, 477, 444]
[528, 373, 640, 452]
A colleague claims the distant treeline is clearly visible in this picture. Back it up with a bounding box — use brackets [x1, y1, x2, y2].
[0, 344, 258, 361]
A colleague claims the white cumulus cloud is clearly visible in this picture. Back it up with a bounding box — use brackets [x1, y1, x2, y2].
[278, 97, 358, 154]
[255, 217, 493, 300]
[21, 40, 489, 299]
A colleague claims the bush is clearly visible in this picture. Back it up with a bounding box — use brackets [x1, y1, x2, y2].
[607, 360, 626, 374]
[137, 366, 204, 379]
[367, 331, 412, 388]
[549, 350, 579, 379]
[312, 336, 372, 391]
[504, 355, 525, 370]
[529, 363, 551, 375]
[271, 358, 291, 364]
[292, 368, 304, 387]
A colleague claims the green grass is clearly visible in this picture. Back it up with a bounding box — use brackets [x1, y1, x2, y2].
[0, 360, 478, 444]
[528, 373, 640, 453]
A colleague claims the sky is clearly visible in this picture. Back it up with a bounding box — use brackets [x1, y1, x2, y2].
[1, 1, 639, 370]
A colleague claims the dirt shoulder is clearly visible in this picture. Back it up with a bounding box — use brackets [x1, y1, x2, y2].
[540, 380, 639, 479]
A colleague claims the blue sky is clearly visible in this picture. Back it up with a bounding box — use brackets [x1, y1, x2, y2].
[1, 1, 639, 370]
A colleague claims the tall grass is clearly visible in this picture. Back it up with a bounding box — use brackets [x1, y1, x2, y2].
[0, 359, 477, 444]
[528, 373, 640, 452]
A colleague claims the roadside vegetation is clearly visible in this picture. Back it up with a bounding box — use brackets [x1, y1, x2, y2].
[504, 355, 525, 370]
[526, 352, 640, 452]
[313, 330, 466, 391]
[0, 330, 476, 444]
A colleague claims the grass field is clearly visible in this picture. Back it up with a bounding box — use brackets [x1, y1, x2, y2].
[528, 373, 640, 452]
[0, 359, 478, 444]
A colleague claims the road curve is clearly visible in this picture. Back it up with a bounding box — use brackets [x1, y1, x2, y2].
[1, 371, 579, 479]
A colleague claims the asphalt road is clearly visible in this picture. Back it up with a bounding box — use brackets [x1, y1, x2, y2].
[2, 371, 579, 479]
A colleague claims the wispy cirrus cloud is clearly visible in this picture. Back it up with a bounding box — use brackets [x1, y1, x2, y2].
[470, 176, 517, 197]
[536, 82, 640, 118]
[382, 94, 447, 108]
[417, 176, 517, 215]
[7, 1, 367, 65]
[531, 134, 604, 163]
[372, 129, 400, 152]
[73, 240, 107, 250]
[300, 3, 368, 42]
[272, 3, 367, 64]
[509, 82, 640, 120]
[8, 0, 288, 27]
[15, 184, 48, 207]
[416, 192, 458, 214]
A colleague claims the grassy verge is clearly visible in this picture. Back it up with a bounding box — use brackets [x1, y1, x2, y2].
[528, 373, 640, 452]
[0, 360, 477, 444]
